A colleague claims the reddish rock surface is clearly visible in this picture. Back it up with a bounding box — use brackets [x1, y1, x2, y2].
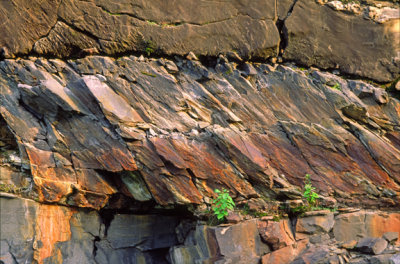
[1, 57, 399, 209]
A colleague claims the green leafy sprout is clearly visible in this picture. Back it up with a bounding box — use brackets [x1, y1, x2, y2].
[303, 174, 319, 208]
[212, 188, 235, 221]
[143, 40, 156, 56]
[332, 83, 341, 91]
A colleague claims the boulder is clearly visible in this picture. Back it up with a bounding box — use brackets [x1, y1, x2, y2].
[290, 245, 332, 264]
[258, 219, 295, 250]
[261, 239, 309, 264]
[333, 211, 400, 244]
[390, 254, 400, 264]
[355, 237, 388, 255]
[296, 213, 335, 235]
[170, 220, 269, 264]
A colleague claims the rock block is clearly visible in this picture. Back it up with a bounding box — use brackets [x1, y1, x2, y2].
[296, 213, 335, 235]
[261, 239, 309, 264]
[355, 237, 388, 255]
[285, 0, 400, 82]
[258, 219, 295, 250]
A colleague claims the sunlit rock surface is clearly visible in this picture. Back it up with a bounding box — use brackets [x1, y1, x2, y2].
[1, 56, 399, 209]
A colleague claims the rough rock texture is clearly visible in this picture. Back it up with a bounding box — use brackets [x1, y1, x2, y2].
[1, 1, 400, 263]
[355, 237, 388, 255]
[0, 195, 180, 264]
[333, 211, 400, 245]
[1, 56, 400, 210]
[2, 196, 399, 264]
[0, 0, 399, 81]
[0, 0, 291, 59]
[284, 0, 400, 82]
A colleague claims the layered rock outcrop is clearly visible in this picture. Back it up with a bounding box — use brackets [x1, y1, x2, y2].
[0, 0, 399, 81]
[1, 196, 400, 263]
[1, 0, 400, 263]
[1, 55, 400, 210]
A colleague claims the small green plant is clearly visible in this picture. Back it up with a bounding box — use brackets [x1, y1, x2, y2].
[141, 71, 157, 77]
[212, 188, 235, 221]
[143, 40, 156, 56]
[146, 20, 158, 26]
[239, 203, 268, 218]
[272, 215, 281, 222]
[303, 174, 319, 208]
[331, 83, 341, 91]
[0, 183, 21, 193]
[224, 68, 233, 75]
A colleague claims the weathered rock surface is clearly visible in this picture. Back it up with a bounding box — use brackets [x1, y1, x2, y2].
[333, 211, 400, 245]
[2, 195, 399, 264]
[1, 56, 400, 210]
[0, 0, 399, 81]
[1, 0, 290, 59]
[355, 237, 388, 255]
[284, 0, 400, 82]
[0, 195, 181, 264]
[1, 1, 400, 263]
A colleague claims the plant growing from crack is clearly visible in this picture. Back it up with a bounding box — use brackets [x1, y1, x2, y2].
[287, 174, 321, 216]
[144, 40, 155, 56]
[331, 83, 341, 91]
[303, 173, 319, 209]
[212, 188, 235, 221]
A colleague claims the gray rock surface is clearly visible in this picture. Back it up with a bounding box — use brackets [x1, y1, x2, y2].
[0, 0, 399, 81]
[356, 237, 388, 255]
[284, 0, 400, 82]
[384, 232, 399, 244]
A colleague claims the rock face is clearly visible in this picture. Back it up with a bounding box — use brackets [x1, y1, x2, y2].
[1, 0, 400, 263]
[284, 0, 400, 82]
[0, 0, 399, 81]
[1, 56, 400, 210]
[2, 196, 399, 264]
[0, 195, 180, 264]
[333, 211, 400, 244]
[0, 0, 288, 59]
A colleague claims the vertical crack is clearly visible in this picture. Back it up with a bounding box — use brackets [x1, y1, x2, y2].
[276, 19, 288, 57]
[99, 209, 115, 237]
[276, 0, 299, 57]
[92, 236, 101, 257]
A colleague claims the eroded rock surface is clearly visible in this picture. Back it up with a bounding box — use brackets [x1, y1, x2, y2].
[1, 56, 399, 210]
[0, 0, 399, 81]
[2, 196, 399, 264]
[284, 0, 400, 82]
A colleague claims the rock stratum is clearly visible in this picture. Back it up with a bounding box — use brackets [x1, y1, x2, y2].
[2, 54, 400, 210]
[1, 0, 400, 263]
[1, 0, 399, 81]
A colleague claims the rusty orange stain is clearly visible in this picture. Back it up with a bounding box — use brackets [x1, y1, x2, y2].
[368, 213, 400, 245]
[33, 204, 75, 264]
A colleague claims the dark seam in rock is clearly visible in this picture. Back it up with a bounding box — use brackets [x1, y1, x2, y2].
[276, 0, 299, 57]
[5, 240, 19, 264]
[92, 2, 269, 27]
[92, 235, 101, 257]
